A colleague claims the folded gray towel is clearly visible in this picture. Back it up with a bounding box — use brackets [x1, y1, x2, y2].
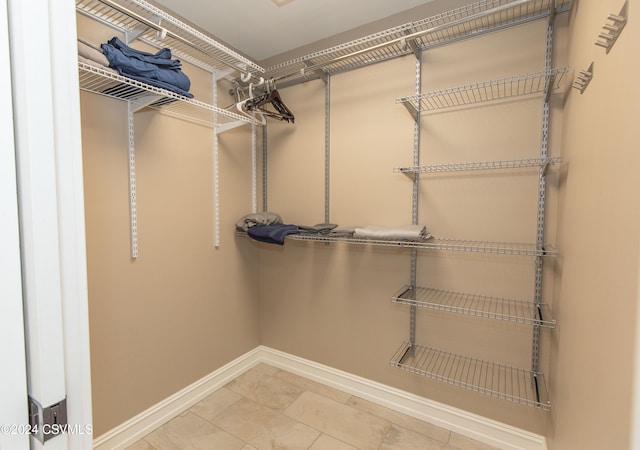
[235, 212, 282, 232]
[353, 225, 432, 241]
[298, 223, 338, 234]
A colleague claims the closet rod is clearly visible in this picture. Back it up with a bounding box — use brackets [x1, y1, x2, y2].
[96, 0, 263, 81]
[273, 0, 533, 83]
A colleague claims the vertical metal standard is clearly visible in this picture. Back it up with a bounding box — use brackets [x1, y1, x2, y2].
[532, 10, 555, 377]
[410, 51, 422, 347]
[325, 74, 331, 224]
[127, 102, 138, 259]
[252, 123, 257, 214]
[213, 72, 220, 248]
[262, 123, 268, 211]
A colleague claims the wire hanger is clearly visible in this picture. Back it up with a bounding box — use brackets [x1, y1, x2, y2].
[244, 78, 295, 124]
[236, 97, 267, 125]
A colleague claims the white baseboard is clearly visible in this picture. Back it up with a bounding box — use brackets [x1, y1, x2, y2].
[92, 347, 263, 450]
[258, 346, 547, 450]
[93, 345, 547, 450]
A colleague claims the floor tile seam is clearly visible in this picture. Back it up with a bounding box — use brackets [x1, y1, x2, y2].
[199, 412, 256, 450]
[382, 421, 462, 450]
[185, 410, 254, 449]
[207, 390, 323, 448]
[306, 432, 323, 450]
[374, 425, 390, 450]
[272, 367, 354, 405]
[283, 382, 310, 410]
[187, 388, 245, 425]
[222, 380, 301, 412]
[251, 366, 310, 411]
[262, 364, 469, 448]
[344, 393, 454, 446]
[252, 363, 278, 376]
[216, 367, 467, 450]
[281, 400, 381, 450]
[140, 437, 157, 450]
[303, 422, 368, 450]
[307, 432, 362, 450]
[288, 405, 393, 450]
[183, 397, 262, 449]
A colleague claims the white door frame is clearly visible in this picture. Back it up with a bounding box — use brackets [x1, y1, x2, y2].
[7, 0, 93, 448]
[0, 0, 29, 448]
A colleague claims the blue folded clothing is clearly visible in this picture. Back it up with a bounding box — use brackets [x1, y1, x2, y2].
[108, 37, 181, 68]
[247, 224, 299, 245]
[101, 37, 193, 98]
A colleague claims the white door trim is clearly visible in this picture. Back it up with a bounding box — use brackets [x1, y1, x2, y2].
[7, 0, 93, 448]
[47, 2, 94, 447]
[0, 0, 29, 447]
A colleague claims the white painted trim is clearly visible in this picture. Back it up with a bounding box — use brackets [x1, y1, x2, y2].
[258, 346, 547, 450]
[47, 1, 94, 448]
[0, 0, 29, 447]
[93, 347, 263, 450]
[94, 346, 547, 450]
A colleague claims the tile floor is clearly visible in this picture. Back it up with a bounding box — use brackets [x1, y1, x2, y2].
[125, 363, 499, 450]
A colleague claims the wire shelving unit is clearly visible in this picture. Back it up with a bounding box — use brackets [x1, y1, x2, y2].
[265, 0, 572, 86]
[239, 232, 557, 257]
[394, 156, 562, 176]
[392, 285, 556, 327]
[76, 0, 267, 256]
[78, 63, 260, 128]
[396, 67, 570, 119]
[389, 341, 551, 410]
[76, 0, 263, 76]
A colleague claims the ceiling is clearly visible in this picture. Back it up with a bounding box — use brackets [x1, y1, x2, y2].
[153, 0, 437, 62]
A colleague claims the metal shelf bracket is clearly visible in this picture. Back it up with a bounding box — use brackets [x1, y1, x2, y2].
[572, 62, 593, 94]
[595, 1, 628, 53]
[401, 101, 420, 123]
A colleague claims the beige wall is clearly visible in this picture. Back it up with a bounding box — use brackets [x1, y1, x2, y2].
[548, 0, 639, 449]
[78, 17, 261, 435]
[79, 0, 640, 445]
[260, 19, 565, 434]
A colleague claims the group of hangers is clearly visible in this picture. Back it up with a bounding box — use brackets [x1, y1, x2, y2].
[232, 75, 295, 125]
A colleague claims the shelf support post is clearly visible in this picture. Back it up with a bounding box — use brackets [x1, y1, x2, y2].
[262, 123, 268, 212]
[126, 102, 138, 259]
[409, 51, 422, 348]
[532, 7, 555, 381]
[324, 74, 331, 224]
[252, 123, 257, 214]
[213, 72, 220, 248]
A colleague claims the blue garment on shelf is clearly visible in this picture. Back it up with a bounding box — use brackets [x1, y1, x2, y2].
[247, 224, 300, 245]
[101, 37, 193, 98]
[107, 37, 180, 68]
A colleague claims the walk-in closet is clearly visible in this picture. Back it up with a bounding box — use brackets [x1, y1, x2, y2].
[3, 0, 638, 449]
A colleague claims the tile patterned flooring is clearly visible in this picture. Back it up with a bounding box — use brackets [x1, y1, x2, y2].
[125, 363, 499, 450]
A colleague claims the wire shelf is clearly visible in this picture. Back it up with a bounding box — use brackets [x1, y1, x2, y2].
[78, 62, 259, 127]
[289, 234, 557, 256]
[76, 0, 264, 75]
[392, 285, 555, 327]
[390, 341, 551, 410]
[266, 0, 572, 86]
[397, 67, 570, 114]
[237, 232, 557, 257]
[394, 157, 562, 175]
